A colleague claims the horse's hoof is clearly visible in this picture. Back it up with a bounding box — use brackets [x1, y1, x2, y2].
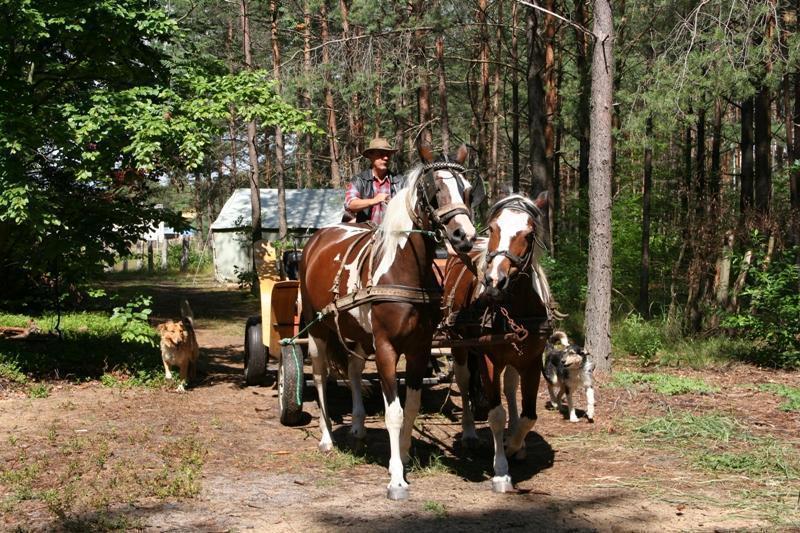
[492, 476, 514, 493]
[387, 485, 409, 501]
[318, 441, 334, 453]
[349, 436, 366, 452]
[512, 448, 527, 461]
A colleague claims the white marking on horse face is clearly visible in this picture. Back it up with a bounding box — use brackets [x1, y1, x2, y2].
[487, 210, 530, 281]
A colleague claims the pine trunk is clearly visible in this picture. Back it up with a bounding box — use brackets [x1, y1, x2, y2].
[320, 0, 342, 188]
[436, 34, 450, 154]
[510, 0, 520, 192]
[740, 97, 754, 213]
[584, 0, 614, 374]
[526, 8, 549, 197]
[639, 115, 653, 318]
[754, 86, 772, 214]
[271, 0, 287, 240]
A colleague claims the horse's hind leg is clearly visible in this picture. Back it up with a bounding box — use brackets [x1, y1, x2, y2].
[453, 348, 478, 445]
[505, 363, 541, 460]
[348, 351, 367, 442]
[309, 331, 334, 452]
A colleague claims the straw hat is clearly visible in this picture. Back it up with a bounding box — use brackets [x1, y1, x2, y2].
[362, 137, 398, 158]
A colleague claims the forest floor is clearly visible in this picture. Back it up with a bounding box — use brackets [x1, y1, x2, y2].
[1, 276, 798, 532]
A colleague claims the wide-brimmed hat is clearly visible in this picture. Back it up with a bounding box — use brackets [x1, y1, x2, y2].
[362, 137, 398, 158]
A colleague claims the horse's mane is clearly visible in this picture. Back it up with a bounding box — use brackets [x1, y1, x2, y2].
[371, 164, 423, 283]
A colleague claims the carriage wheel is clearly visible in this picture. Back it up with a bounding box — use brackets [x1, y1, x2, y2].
[244, 316, 268, 386]
[278, 344, 304, 426]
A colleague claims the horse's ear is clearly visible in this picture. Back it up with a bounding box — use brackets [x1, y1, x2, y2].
[455, 144, 468, 165]
[418, 145, 434, 163]
[534, 191, 549, 211]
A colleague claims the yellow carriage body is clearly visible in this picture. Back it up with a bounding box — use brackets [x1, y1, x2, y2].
[253, 240, 301, 358]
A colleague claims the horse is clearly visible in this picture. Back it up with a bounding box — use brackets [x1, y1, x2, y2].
[299, 144, 477, 500]
[441, 192, 552, 493]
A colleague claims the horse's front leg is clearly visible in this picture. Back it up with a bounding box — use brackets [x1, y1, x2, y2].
[348, 351, 367, 441]
[453, 348, 478, 445]
[399, 347, 429, 466]
[375, 337, 408, 500]
[483, 354, 512, 493]
[505, 362, 541, 460]
[503, 366, 520, 436]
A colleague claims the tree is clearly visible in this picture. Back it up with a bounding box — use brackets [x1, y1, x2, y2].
[584, 0, 614, 374]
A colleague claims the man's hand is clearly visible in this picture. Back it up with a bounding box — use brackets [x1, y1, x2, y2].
[372, 192, 390, 205]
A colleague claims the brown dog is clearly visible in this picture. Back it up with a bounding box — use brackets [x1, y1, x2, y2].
[157, 300, 199, 391]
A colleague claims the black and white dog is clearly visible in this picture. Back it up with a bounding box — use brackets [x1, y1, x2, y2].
[542, 331, 595, 422]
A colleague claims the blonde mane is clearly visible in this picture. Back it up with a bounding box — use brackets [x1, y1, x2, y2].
[371, 165, 423, 283]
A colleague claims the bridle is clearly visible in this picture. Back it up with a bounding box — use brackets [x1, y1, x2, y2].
[408, 161, 473, 234]
[484, 197, 545, 278]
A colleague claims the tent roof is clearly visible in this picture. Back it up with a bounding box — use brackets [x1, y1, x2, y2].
[211, 188, 344, 231]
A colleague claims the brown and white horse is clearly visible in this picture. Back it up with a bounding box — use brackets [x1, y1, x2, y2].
[299, 145, 476, 500]
[442, 192, 551, 493]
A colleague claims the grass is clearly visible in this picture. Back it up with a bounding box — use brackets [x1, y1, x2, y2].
[27, 382, 50, 398]
[408, 452, 452, 477]
[759, 383, 800, 412]
[611, 370, 718, 395]
[422, 500, 447, 518]
[0, 310, 161, 384]
[628, 411, 798, 480]
[0, 431, 207, 523]
[317, 449, 367, 472]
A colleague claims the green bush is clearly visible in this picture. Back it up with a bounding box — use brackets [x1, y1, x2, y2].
[613, 314, 664, 364]
[722, 250, 800, 369]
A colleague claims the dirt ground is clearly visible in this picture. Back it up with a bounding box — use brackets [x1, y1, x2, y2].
[1, 279, 799, 532]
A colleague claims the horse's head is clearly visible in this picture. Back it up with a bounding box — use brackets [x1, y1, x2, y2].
[416, 144, 477, 252]
[482, 192, 548, 302]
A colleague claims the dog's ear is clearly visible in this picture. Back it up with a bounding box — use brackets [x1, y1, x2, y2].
[157, 323, 166, 333]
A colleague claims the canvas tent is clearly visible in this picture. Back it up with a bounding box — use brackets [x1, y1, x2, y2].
[210, 188, 344, 282]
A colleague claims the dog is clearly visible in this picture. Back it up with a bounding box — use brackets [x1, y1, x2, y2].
[156, 300, 199, 391]
[542, 331, 595, 422]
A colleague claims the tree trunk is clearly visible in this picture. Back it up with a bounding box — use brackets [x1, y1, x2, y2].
[271, 0, 287, 240]
[412, 1, 431, 148]
[302, 0, 313, 188]
[792, 69, 800, 260]
[240, 0, 261, 254]
[695, 105, 706, 217]
[574, 0, 591, 196]
[741, 96, 754, 213]
[710, 99, 722, 214]
[435, 33, 450, 154]
[320, 0, 342, 187]
[754, 85, 772, 214]
[639, 115, 653, 318]
[682, 124, 691, 218]
[526, 7, 550, 197]
[490, 0, 503, 194]
[510, 0, 520, 193]
[584, 0, 614, 374]
[543, 0, 557, 249]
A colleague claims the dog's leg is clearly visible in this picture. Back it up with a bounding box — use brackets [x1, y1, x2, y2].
[453, 350, 478, 446]
[585, 385, 595, 422]
[162, 358, 173, 381]
[177, 359, 189, 392]
[546, 380, 559, 410]
[309, 332, 334, 452]
[503, 366, 520, 436]
[348, 352, 367, 442]
[566, 385, 579, 422]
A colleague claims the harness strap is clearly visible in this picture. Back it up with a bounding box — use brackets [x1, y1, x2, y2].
[322, 284, 442, 316]
[433, 203, 470, 224]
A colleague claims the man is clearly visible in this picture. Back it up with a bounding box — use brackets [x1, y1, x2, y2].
[343, 137, 405, 225]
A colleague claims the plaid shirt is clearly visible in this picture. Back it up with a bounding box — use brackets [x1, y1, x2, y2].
[344, 173, 393, 225]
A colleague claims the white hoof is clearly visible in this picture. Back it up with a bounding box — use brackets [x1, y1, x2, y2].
[387, 484, 409, 500]
[491, 475, 513, 493]
[318, 440, 334, 452]
[569, 416, 580, 423]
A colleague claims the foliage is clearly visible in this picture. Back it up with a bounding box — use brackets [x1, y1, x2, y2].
[722, 250, 800, 369]
[611, 370, 718, 395]
[110, 295, 157, 347]
[613, 315, 664, 364]
[759, 383, 800, 412]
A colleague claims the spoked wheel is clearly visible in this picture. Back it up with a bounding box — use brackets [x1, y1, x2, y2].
[244, 316, 268, 386]
[278, 344, 304, 426]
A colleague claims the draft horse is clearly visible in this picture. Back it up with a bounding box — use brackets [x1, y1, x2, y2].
[299, 145, 477, 500]
[442, 192, 552, 493]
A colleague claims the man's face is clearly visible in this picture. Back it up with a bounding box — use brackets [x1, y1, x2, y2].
[369, 151, 392, 172]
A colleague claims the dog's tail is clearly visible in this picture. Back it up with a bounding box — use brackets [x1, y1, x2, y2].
[548, 331, 570, 347]
[180, 299, 194, 327]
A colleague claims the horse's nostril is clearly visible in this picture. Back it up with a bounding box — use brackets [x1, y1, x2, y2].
[453, 228, 465, 239]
